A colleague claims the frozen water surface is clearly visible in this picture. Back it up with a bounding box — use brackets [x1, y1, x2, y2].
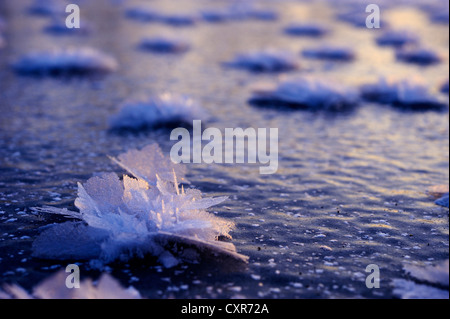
[0, 0, 448, 299]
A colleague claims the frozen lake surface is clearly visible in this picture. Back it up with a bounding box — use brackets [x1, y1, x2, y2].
[0, 0, 448, 298]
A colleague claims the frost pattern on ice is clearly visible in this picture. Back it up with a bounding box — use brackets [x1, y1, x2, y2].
[224, 49, 299, 72]
[375, 30, 418, 47]
[0, 270, 141, 299]
[12, 47, 118, 75]
[109, 93, 206, 131]
[32, 144, 247, 268]
[249, 77, 359, 111]
[283, 23, 329, 37]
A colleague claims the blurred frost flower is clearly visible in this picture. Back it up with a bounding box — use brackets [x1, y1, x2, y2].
[249, 77, 358, 111]
[138, 35, 190, 53]
[0, 271, 141, 299]
[224, 49, 299, 72]
[32, 144, 247, 268]
[12, 47, 118, 75]
[360, 77, 447, 110]
[109, 93, 206, 131]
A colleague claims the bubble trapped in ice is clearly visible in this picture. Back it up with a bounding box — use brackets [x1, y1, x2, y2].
[32, 144, 248, 268]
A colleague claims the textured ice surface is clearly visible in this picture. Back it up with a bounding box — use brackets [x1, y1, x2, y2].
[109, 93, 206, 131]
[249, 77, 359, 111]
[12, 47, 118, 75]
[360, 77, 447, 109]
[301, 46, 355, 61]
[224, 49, 299, 72]
[395, 47, 442, 65]
[138, 36, 190, 53]
[375, 30, 419, 47]
[0, 270, 141, 299]
[32, 144, 247, 268]
[283, 23, 329, 37]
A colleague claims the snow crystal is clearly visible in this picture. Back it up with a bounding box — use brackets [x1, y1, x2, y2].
[12, 47, 118, 75]
[32, 144, 248, 268]
[249, 77, 359, 111]
[0, 270, 141, 299]
[224, 49, 299, 72]
[395, 47, 442, 66]
[360, 77, 447, 110]
[109, 93, 206, 131]
[301, 46, 355, 61]
[283, 23, 329, 37]
[138, 36, 190, 54]
[375, 30, 418, 47]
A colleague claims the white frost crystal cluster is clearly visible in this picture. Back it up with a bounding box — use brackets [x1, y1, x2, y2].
[32, 144, 247, 268]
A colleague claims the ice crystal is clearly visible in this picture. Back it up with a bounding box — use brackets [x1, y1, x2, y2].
[12, 47, 118, 75]
[109, 93, 206, 131]
[32, 144, 247, 268]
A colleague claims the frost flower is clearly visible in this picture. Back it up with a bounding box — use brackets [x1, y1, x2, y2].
[12, 47, 118, 75]
[32, 144, 247, 268]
